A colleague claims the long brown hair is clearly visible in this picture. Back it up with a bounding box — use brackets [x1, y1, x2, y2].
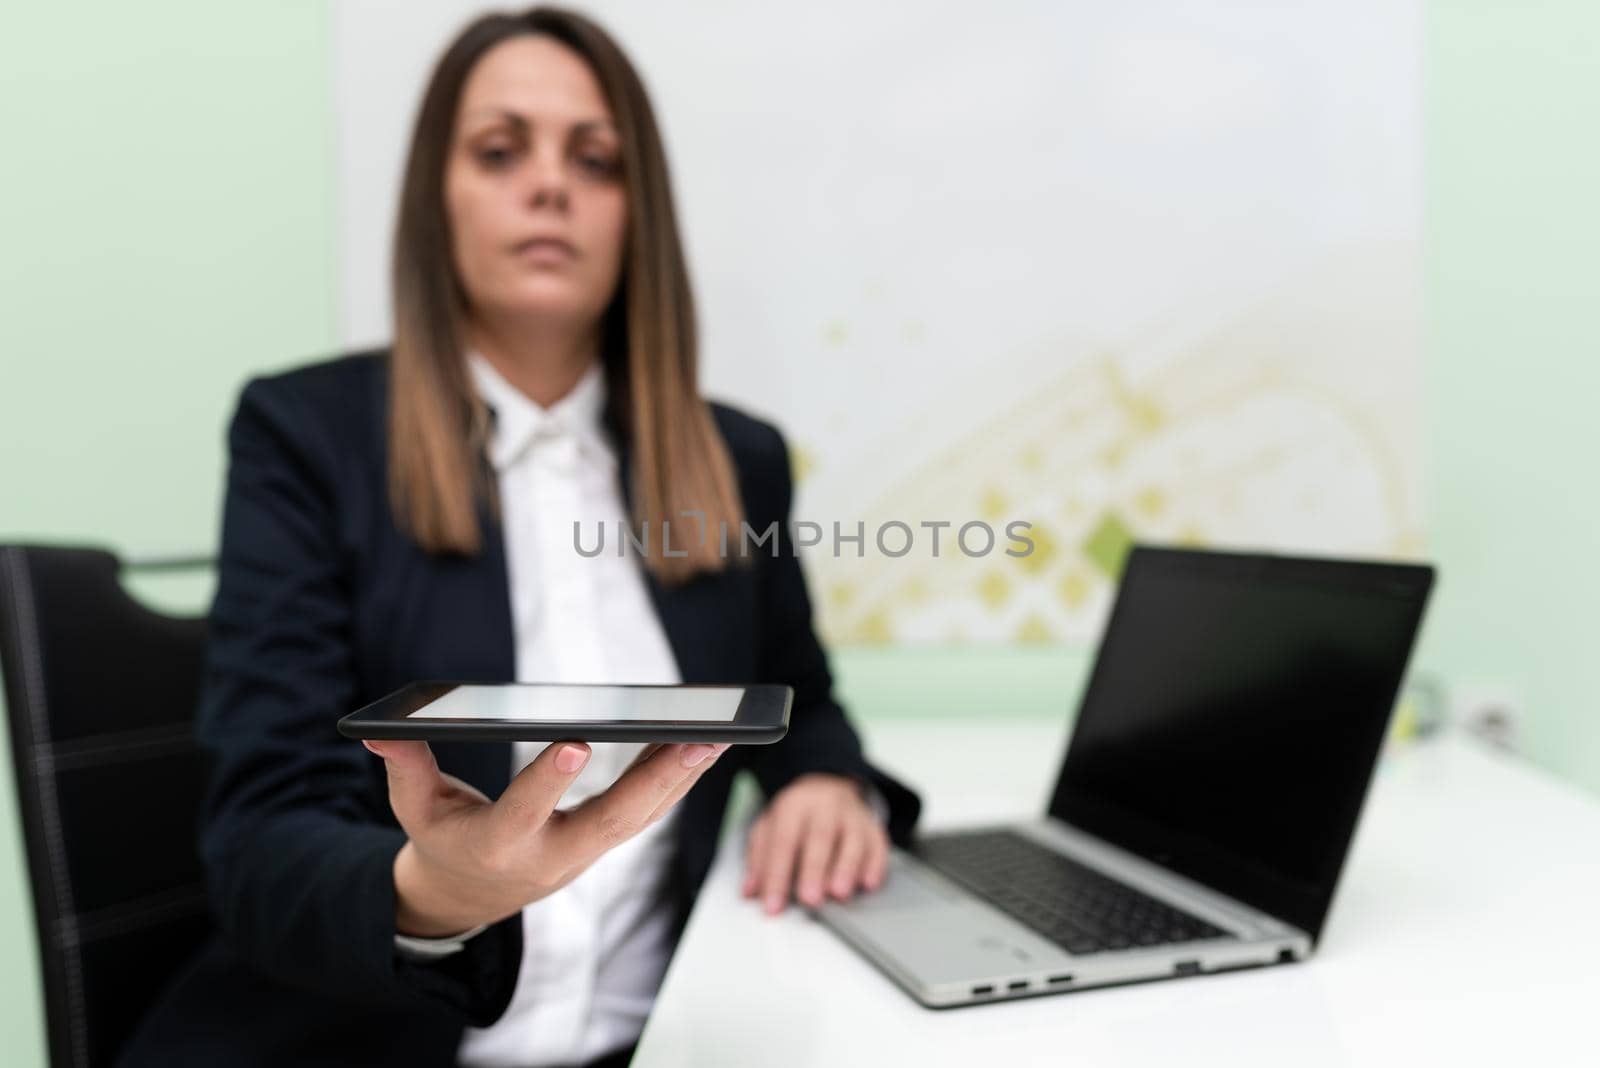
[389, 5, 743, 585]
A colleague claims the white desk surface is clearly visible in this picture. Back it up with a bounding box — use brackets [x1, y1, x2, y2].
[635, 722, 1600, 1067]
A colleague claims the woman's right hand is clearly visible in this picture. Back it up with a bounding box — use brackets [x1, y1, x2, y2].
[362, 738, 727, 937]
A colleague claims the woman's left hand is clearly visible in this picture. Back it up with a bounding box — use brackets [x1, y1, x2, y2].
[742, 773, 889, 914]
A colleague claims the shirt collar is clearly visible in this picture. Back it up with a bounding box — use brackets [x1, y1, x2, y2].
[466, 351, 613, 471]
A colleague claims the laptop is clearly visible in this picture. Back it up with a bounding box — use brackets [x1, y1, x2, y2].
[817, 545, 1435, 1007]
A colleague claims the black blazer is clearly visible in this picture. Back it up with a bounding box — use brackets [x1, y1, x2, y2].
[121, 351, 919, 1067]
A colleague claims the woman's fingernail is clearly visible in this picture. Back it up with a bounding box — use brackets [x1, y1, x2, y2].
[362, 739, 382, 756]
[555, 744, 589, 774]
[681, 743, 716, 768]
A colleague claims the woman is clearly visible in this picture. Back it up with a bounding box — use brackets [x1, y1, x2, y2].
[122, 8, 917, 1068]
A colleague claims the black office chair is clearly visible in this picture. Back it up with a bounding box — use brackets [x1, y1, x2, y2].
[0, 545, 212, 1068]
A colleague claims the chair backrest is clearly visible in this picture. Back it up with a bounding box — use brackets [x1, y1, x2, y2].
[0, 545, 211, 1068]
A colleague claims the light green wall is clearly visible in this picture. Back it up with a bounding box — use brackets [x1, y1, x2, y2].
[1, 3, 1598, 1066]
[1418, 0, 1600, 796]
[0, 1, 337, 552]
[0, 3, 337, 1065]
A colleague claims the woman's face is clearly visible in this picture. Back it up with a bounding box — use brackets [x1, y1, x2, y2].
[445, 35, 628, 331]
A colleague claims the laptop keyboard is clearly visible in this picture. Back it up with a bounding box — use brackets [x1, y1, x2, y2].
[915, 829, 1230, 956]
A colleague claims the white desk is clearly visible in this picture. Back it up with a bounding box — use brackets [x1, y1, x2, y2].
[635, 723, 1600, 1067]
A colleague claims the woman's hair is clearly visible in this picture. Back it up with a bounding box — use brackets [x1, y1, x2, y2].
[389, 5, 744, 585]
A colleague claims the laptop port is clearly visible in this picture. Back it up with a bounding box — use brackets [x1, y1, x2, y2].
[1174, 960, 1202, 976]
[1046, 974, 1074, 985]
[1277, 947, 1296, 963]
[971, 984, 995, 996]
[1007, 980, 1030, 992]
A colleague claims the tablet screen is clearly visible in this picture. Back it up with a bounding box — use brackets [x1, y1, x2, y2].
[409, 684, 745, 723]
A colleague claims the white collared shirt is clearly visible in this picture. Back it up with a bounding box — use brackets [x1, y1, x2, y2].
[451, 351, 684, 1067]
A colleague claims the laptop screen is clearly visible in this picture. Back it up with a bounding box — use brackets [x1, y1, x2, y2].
[1047, 547, 1433, 943]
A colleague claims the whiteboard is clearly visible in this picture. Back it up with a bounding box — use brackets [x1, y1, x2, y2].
[332, 1, 1421, 643]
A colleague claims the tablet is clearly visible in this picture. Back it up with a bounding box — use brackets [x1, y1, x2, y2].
[336, 681, 792, 744]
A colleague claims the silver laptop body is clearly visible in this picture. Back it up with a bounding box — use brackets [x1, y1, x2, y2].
[817, 546, 1434, 1008]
